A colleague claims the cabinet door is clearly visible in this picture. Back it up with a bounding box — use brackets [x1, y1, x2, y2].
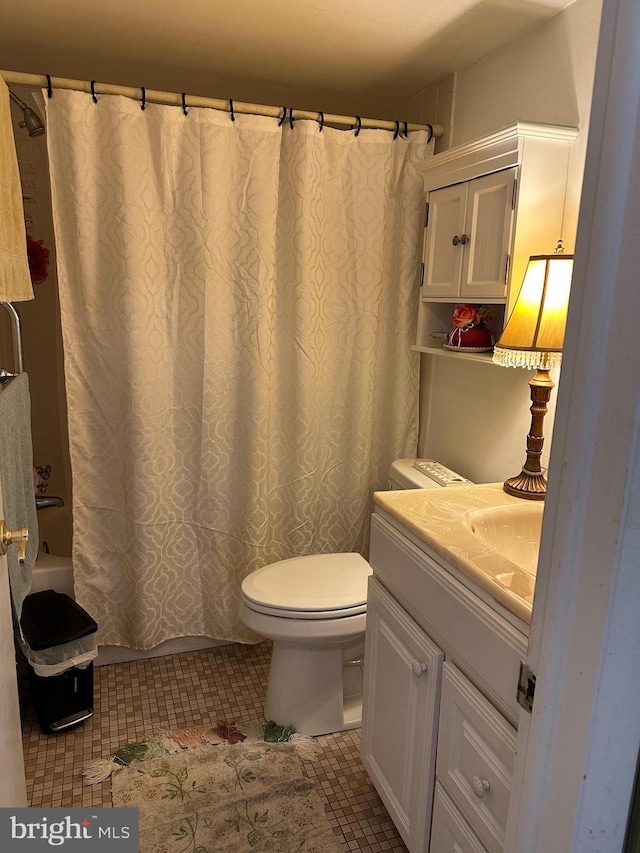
[430, 783, 488, 853]
[422, 183, 467, 298]
[361, 577, 444, 853]
[460, 169, 515, 300]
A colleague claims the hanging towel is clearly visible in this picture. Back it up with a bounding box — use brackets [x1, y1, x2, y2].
[0, 76, 33, 302]
[0, 372, 38, 633]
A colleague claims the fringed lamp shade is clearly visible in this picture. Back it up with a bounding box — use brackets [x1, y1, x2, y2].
[494, 254, 573, 370]
[493, 253, 573, 499]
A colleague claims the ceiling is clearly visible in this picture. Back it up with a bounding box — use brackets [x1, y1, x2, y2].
[0, 0, 576, 119]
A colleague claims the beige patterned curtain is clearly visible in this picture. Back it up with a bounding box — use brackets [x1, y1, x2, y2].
[45, 90, 430, 648]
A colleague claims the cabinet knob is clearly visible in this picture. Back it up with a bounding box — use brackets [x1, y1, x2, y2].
[452, 235, 460, 246]
[459, 233, 469, 245]
[412, 661, 428, 677]
[471, 776, 491, 798]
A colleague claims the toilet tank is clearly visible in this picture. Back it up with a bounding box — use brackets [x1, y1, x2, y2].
[389, 458, 471, 490]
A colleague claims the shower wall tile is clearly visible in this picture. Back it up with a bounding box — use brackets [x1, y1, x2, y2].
[30, 402, 58, 433]
[0, 318, 13, 370]
[28, 377, 58, 409]
[10, 90, 73, 556]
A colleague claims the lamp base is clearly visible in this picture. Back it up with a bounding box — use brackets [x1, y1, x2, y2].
[503, 368, 554, 501]
[503, 470, 547, 500]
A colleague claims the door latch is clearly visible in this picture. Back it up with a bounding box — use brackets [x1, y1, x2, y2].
[517, 660, 536, 712]
[0, 520, 29, 565]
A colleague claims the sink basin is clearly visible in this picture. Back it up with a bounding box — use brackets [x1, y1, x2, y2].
[462, 503, 544, 575]
[373, 483, 547, 623]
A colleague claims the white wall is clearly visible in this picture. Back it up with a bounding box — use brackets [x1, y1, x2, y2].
[413, 0, 602, 483]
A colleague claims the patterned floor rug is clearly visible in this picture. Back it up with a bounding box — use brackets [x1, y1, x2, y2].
[112, 740, 342, 852]
[90, 723, 343, 853]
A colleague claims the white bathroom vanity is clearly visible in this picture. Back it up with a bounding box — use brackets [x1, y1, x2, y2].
[361, 484, 538, 853]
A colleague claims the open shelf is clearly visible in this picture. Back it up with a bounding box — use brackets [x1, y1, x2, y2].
[412, 345, 499, 364]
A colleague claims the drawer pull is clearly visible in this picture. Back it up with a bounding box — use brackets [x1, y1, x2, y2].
[412, 661, 428, 677]
[471, 776, 491, 798]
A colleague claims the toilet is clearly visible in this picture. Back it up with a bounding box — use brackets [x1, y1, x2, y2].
[239, 458, 469, 736]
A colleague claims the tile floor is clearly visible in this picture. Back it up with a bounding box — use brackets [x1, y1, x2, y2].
[19, 641, 408, 851]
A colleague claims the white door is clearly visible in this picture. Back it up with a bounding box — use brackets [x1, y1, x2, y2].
[0, 476, 27, 806]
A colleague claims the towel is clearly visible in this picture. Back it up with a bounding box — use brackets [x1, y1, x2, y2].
[0, 372, 38, 633]
[0, 76, 33, 302]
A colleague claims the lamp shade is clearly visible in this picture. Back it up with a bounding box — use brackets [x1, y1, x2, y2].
[493, 253, 573, 369]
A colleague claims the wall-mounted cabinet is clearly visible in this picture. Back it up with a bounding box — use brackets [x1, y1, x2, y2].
[416, 122, 578, 363]
[422, 169, 516, 301]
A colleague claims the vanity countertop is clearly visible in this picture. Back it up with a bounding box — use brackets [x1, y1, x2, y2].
[373, 483, 542, 624]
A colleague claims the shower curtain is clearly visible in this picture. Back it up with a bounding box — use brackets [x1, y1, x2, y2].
[45, 90, 431, 648]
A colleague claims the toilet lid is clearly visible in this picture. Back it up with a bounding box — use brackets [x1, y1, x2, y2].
[241, 553, 372, 618]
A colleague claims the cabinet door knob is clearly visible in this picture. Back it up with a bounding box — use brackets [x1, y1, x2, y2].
[412, 661, 428, 677]
[452, 235, 460, 246]
[459, 233, 469, 245]
[471, 776, 491, 798]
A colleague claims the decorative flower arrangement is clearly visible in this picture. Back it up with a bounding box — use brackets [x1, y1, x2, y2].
[448, 303, 493, 350]
[26, 233, 50, 284]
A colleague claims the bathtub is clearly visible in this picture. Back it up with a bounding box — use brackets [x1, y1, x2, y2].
[30, 551, 74, 598]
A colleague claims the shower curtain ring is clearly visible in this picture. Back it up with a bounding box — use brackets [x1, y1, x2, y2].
[427, 123, 434, 144]
[45, 74, 53, 99]
[318, 111, 325, 132]
[288, 107, 295, 130]
[393, 120, 400, 140]
[181, 92, 188, 116]
[354, 116, 362, 136]
[140, 86, 146, 111]
[229, 99, 235, 121]
[403, 121, 408, 138]
[90, 80, 98, 104]
[278, 107, 287, 127]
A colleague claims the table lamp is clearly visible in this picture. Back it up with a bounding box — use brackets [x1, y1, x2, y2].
[493, 252, 573, 499]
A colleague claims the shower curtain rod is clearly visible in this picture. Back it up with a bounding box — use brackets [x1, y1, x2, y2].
[0, 69, 444, 138]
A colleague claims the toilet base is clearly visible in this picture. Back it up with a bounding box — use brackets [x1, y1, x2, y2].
[265, 640, 364, 736]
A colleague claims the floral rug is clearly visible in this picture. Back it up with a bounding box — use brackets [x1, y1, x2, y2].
[111, 740, 342, 852]
[83, 723, 341, 852]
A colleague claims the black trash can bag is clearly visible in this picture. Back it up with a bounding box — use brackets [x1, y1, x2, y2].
[19, 589, 98, 732]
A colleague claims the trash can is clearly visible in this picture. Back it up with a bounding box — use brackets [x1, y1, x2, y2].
[19, 589, 98, 734]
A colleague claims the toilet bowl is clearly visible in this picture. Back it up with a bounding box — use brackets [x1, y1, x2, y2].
[240, 552, 372, 736]
[240, 458, 469, 736]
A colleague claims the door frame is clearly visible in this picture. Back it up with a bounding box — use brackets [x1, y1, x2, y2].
[506, 0, 640, 849]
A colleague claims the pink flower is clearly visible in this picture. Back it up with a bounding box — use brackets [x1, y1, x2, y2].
[452, 304, 482, 328]
[26, 234, 50, 283]
[170, 727, 206, 748]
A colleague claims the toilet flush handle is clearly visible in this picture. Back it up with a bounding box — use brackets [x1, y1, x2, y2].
[412, 661, 428, 677]
[0, 520, 29, 564]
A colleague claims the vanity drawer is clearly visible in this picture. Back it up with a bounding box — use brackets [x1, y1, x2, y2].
[436, 662, 516, 853]
[430, 783, 488, 853]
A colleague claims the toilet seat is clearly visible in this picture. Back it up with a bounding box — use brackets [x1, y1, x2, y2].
[241, 552, 372, 620]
